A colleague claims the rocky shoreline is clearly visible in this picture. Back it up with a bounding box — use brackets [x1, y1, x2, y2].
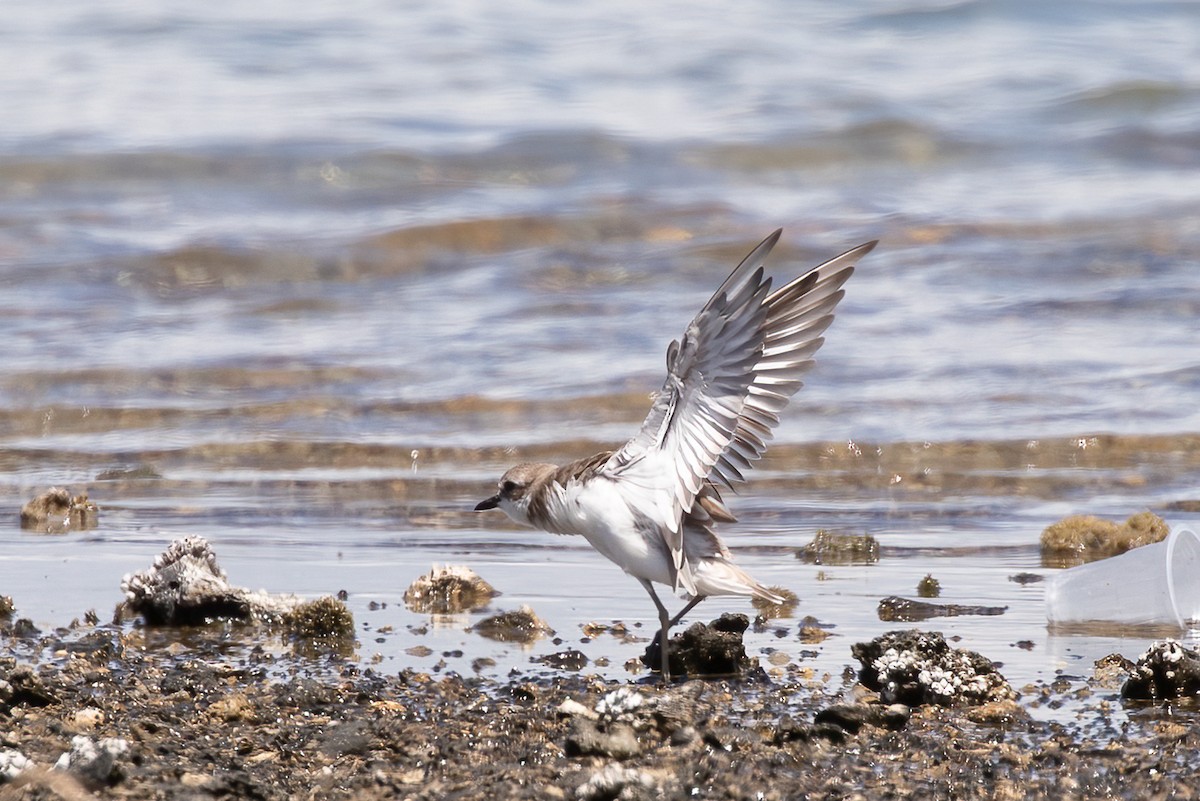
[5, 525, 1200, 799]
[3, 614, 1200, 801]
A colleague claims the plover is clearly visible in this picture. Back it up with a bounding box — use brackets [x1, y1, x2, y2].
[475, 230, 876, 679]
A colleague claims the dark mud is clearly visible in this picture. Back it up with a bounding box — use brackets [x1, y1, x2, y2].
[3, 620, 1200, 800]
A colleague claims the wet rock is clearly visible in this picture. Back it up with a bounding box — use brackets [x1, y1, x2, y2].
[1040, 511, 1168, 566]
[2, 618, 40, 639]
[877, 595, 1007, 622]
[797, 615, 834, 644]
[67, 707, 105, 733]
[595, 687, 645, 721]
[565, 718, 641, 760]
[1008, 572, 1044, 585]
[916, 574, 941, 598]
[771, 715, 815, 744]
[641, 613, 753, 678]
[318, 719, 373, 757]
[814, 702, 911, 733]
[0, 664, 59, 710]
[118, 536, 274, 624]
[54, 735, 129, 788]
[852, 629, 1015, 706]
[207, 692, 257, 723]
[1093, 653, 1136, 690]
[117, 536, 351, 636]
[95, 464, 162, 480]
[19, 488, 98, 534]
[701, 725, 758, 751]
[0, 596, 13, 617]
[1121, 639, 1200, 701]
[0, 749, 33, 782]
[538, 649, 589, 671]
[472, 606, 553, 644]
[771, 712, 856, 745]
[575, 764, 656, 801]
[965, 698, 1029, 726]
[798, 529, 880, 565]
[403, 564, 499, 614]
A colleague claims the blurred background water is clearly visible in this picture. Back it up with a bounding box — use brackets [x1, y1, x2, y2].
[2, 0, 1199, 696]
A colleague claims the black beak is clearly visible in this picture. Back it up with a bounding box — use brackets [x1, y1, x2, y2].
[474, 495, 500, 511]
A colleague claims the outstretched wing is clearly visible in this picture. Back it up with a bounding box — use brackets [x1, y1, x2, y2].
[707, 239, 876, 491]
[600, 231, 876, 592]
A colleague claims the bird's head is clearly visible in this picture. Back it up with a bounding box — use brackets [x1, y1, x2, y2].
[474, 462, 557, 526]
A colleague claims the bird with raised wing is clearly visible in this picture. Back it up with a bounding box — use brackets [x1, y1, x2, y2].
[475, 230, 876, 679]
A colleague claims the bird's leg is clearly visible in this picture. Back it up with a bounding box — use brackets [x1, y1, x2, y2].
[669, 595, 706, 629]
[640, 580, 674, 681]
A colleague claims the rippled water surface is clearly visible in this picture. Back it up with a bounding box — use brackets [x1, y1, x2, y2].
[3, 0, 1200, 704]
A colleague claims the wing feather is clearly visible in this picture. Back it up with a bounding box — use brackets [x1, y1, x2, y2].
[602, 232, 877, 592]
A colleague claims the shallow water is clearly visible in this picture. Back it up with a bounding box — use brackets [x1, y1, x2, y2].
[3, 0, 1200, 711]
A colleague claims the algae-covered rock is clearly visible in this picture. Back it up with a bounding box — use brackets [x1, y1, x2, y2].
[283, 596, 355, 640]
[19, 488, 98, 534]
[799, 530, 880, 565]
[917, 574, 941, 598]
[472, 606, 553, 644]
[877, 596, 1007, 623]
[751, 585, 799, 619]
[1041, 511, 1168, 566]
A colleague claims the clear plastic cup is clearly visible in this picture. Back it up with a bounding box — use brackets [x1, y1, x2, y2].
[1045, 526, 1200, 627]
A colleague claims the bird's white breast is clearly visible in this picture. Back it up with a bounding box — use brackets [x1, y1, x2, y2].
[540, 477, 675, 586]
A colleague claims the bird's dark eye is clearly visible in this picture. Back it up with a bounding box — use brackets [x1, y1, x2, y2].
[501, 480, 518, 493]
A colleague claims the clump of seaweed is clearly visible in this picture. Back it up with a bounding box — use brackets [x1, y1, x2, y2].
[1041, 511, 1168, 567]
[799, 530, 879, 565]
[19, 488, 98, 534]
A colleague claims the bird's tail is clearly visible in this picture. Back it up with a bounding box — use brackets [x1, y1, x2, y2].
[692, 558, 787, 605]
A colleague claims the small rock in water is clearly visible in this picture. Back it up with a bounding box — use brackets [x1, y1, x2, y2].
[403, 564, 499, 614]
[852, 629, 1014, 706]
[19, 487, 98, 534]
[1121, 639, 1200, 701]
[641, 613, 754, 678]
[472, 606, 553, 644]
[916, 574, 941, 598]
[283, 596, 355, 639]
[117, 536, 352, 636]
[876, 595, 1007, 622]
[1093, 653, 1136, 690]
[537, 649, 589, 671]
[798, 529, 880, 565]
[282, 596, 356, 656]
